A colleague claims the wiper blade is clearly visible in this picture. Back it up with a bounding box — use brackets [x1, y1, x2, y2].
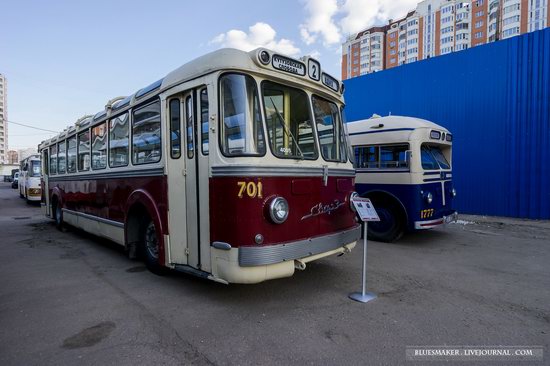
[269, 97, 304, 159]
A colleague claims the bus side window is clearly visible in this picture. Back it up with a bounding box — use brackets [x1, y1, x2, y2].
[132, 100, 161, 165]
[50, 145, 57, 175]
[355, 146, 379, 168]
[109, 113, 129, 167]
[186, 95, 194, 159]
[67, 136, 77, 173]
[43, 150, 49, 175]
[380, 145, 409, 168]
[58, 140, 66, 174]
[200, 88, 209, 155]
[78, 130, 91, 171]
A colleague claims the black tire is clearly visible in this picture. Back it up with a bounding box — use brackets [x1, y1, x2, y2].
[53, 201, 64, 231]
[366, 199, 405, 242]
[141, 219, 165, 275]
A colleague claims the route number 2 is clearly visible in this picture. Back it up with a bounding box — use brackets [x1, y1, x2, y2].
[237, 181, 263, 199]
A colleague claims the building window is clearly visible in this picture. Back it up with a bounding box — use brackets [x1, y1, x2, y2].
[475, 31, 484, 39]
[475, 20, 484, 28]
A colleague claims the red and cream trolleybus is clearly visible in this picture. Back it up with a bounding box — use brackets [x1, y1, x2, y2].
[39, 48, 360, 284]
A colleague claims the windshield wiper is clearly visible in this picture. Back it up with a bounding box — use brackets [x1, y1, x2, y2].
[269, 97, 304, 159]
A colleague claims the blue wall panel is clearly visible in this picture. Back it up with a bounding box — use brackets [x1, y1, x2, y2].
[344, 28, 550, 219]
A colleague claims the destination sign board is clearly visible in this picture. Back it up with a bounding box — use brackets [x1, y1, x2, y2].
[272, 55, 306, 76]
[322, 72, 339, 92]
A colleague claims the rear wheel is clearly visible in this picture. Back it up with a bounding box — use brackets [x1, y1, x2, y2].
[141, 219, 164, 274]
[366, 199, 405, 242]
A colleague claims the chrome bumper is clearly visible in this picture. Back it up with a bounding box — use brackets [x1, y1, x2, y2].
[414, 212, 458, 230]
[238, 225, 361, 267]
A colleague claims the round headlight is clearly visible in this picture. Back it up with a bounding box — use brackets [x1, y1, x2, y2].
[259, 50, 270, 65]
[349, 192, 359, 211]
[425, 192, 433, 204]
[451, 188, 457, 198]
[269, 197, 289, 224]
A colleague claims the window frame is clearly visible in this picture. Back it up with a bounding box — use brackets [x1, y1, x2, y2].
[261, 79, 319, 161]
[354, 143, 410, 170]
[131, 98, 162, 166]
[200, 88, 209, 156]
[169, 98, 182, 159]
[108, 111, 130, 168]
[77, 129, 91, 172]
[91, 122, 108, 170]
[217, 72, 267, 158]
[311, 94, 347, 163]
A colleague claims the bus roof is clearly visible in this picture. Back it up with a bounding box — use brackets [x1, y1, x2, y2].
[39, 48, 342, 150]
[347, 115, 449, 134]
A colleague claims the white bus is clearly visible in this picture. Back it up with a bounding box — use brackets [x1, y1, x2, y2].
[19, 154, 42, 203]
[347, 115, 458, 242]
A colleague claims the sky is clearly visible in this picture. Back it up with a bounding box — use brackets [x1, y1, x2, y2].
[1, 0, 417, 150]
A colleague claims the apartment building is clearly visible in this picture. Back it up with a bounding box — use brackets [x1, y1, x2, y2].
[342, 0, 549, 79]
[0, 74, 7, 164]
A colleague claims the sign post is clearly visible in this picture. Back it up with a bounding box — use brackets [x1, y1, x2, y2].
[349, 197, 379, 303]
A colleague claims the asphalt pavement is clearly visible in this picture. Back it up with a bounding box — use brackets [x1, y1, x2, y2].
[0, 182, 548, 365]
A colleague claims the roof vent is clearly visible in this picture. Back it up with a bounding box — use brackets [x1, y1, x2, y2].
[105, 96, 127, 112]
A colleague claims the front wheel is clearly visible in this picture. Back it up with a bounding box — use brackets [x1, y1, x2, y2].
[142, 220, 164, 274]
[54, 202, 64, 231]
[367, 200, 404, 242]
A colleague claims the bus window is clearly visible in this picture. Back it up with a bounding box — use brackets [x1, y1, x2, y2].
[92, 123, 107, 170]
[219, 74, 265, 156]
[132, 101, 161, 164]
[263, 81, 316, 160]
[42, 149, 49, 175]
[380, 145, 409, 168]
[421, 144, 450, 170]
[312, 95, 346, 162]
[169, 99, 181, 159]
[200, 88, 209, 155]
[31, 160, 41, 177]
[186, 95, 194, 159]
[109, 113, 129, 167]
[50, 144, 57, 175]
[78, 130, 90, 171]
[354, 146, 379, 168]
[58, 140, 66, 174]
[429, 146, 450, 169]
[67, 136, 77, 173]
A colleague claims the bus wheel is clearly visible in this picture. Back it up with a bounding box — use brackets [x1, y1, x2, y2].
[53, 202, 66, 231]
[367, 201, 404, 242]
[142, 220, 164, 275]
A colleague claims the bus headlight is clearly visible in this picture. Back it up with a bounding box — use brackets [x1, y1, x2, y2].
[451, 188, 457, 198]
[268, 197, 289, 224]
[349, 192, 359, 211]
[424, 192, 433, 204]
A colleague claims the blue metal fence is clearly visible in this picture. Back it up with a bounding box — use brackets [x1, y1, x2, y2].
[344, 28, 550, 219]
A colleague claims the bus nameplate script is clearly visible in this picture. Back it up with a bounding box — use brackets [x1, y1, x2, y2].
[272, 55, 306, 76]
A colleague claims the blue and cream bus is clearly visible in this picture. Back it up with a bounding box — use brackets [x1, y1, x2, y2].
[347, 115, 458, 242]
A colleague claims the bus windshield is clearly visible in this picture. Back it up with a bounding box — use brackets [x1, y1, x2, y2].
[313, 96, 347, 162]
[262, 81, 316, 160]
[421, 145, 450, 170]
[31, 161, 41, 177]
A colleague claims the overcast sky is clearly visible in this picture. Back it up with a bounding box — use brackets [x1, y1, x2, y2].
[1, 0, 416, 150]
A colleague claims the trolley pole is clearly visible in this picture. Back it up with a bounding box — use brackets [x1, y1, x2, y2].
[349, 197, 379, 304]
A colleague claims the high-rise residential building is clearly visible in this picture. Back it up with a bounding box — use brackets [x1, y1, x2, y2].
[342, 0, 549, 79]
[0, 74, 7, 164]
[7, 150, 19, 165]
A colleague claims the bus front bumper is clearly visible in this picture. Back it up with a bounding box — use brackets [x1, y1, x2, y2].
[414, 211, 458, 230]
[210, 225, 360, 284]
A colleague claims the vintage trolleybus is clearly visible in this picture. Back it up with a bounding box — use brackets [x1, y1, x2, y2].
[39, 48, 360, 284]
[19, 154, 42, 203]
[347, 115, 457, 242]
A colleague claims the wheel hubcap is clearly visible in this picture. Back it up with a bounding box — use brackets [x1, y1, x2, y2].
[145, 222, 159, 259]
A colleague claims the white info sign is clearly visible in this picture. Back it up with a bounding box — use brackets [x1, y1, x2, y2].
[352, 197, 380, 222]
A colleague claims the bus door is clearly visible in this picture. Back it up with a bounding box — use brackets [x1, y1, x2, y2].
[42, 150, 50, 216]
[166, 87, 210, 271]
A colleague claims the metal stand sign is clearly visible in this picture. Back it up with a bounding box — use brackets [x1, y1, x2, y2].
[349, 197, 380, 303]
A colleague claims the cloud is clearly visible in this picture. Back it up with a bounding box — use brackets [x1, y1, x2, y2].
[300, 0, 419, 44]
[299, 0, 341, 46]
[340, 0, 419, 35]
[211, 22, 300, 57]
